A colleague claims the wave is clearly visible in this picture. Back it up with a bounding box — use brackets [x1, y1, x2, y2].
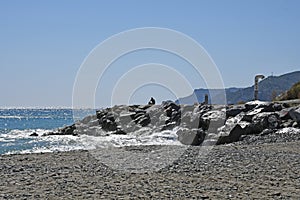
[0, 115, 59, 119]
[80, 128, 181, 149]
[0, 129, 84, 154]
[0, 128, 181, 155]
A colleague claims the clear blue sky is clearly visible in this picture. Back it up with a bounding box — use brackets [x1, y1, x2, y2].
[1, 0, 300, 107]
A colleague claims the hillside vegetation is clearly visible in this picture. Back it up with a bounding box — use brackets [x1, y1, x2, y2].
[276, 81, 300, 101]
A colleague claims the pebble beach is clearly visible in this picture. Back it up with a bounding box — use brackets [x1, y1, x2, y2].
[1, 141, 299, 199]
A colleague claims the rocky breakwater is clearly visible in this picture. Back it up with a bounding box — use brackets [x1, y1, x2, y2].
[44, 100, 300, 146]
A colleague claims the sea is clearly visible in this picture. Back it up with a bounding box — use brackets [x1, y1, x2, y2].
[0, 108, 180, 155]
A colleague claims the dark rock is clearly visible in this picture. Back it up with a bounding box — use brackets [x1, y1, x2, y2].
[244, 101, 258, 112]
[133, 112, 146, 120]
[112, 129, 127, 135]
[118, 112, 135, 124]
[216, 124, 244, 145]
[195, 104, 212, 115]
[241, 108, 264, 122]
[251, 112, 280, 134]
[44, 124, 78, 136]
[289, 107, 300, 124]
[201, 110, 226, 133]
[177, 129, 206, 145]
[161, 122, 177, 131]
[282, 102, 290, 108]
[273, 103, 283, 111]
[226, 106, 244, 118]
[256, 102, 274, 112]
[278, 108, 292, 120]
[170, 110, 181, 124]
[135, 115, 151, 127]
[162, 101, 180, 111]
[106, 113, 116, 122]
[198, 117, 209, 131]
[101, 120, 117, 132]
[292, 121, 299, 128]
[30, 132, 38, 137]
[60, 124, 76, 135]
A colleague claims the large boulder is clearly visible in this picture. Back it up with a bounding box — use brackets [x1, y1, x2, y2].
[250, 112, 280, 134]
[244, 101, 260, 112]
[255, 102, 275, 112]
[176, 128, 206, 145]
[45, 124, 77, 136]
[277, 108, 293, 120]
[216, 124, 245, 145]
[226, 105, 245, 118]
[244, 101, 274, 112]
[241, 108, 264, 122]
[134, 114, 151, 127]
[162, 101, 180, 111]
[289, 107, 300, 125]
[201, 109, 226, 133]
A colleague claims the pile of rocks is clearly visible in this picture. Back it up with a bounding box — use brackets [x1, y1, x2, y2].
[43, 100, 300, 146]
[219, 101, 300, 144]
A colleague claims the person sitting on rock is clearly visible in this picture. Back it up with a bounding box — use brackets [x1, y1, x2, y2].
[148, 97, 156, 105]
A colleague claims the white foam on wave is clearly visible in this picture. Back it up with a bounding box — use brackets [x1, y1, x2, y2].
[7, 144, 87, 155]
[0, 115, 55, 119]
[79, 128, 182, 149]
[1, 127, 182, 155]
[1, 129, 86, 154]
[1, 129, 49, 139]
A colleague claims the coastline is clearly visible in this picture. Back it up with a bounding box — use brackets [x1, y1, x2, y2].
[1, 141, 299, 199]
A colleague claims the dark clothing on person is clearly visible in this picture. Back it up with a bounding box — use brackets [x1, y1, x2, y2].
[148, 97, 155, 105]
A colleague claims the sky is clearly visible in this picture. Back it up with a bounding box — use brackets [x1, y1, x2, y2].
[1, 0, 300, 107]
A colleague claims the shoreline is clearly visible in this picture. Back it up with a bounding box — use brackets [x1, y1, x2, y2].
[1, 141, 299, 199]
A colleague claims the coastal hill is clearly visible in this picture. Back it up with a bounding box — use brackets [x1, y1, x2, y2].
[176, 71, 300, 104]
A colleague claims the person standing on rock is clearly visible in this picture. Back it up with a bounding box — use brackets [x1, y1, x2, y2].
[148, 97, 156, 105]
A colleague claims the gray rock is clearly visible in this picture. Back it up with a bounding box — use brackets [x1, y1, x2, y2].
[30, 132, 38, 137]
[244, 101, 259, 112]
[241, 108, 264, 122]
[226, 105, 244, 118]
[289, 107, 300, 124]
[256, 102, 274, 112]
[280, 119, 294, 128]
[216, 124, 244, 145]
[278, 108, 293, 120]
[135, 114, 151, 127]
[251, 112, 280, 134]
[259, 129, 275, 136]
[176, 128, 206, 145]
[101, 119, 117, 132]
[80, 115, 97, 124]
[162, 101, 180, 111]
[45, 124, 77, 136]
[87, 119, 100, 127]
[273, 103, 283, 111]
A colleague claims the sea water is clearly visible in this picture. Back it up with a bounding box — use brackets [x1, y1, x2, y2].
[0, 108, 90, 154]
[0, 108, 180, 155]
